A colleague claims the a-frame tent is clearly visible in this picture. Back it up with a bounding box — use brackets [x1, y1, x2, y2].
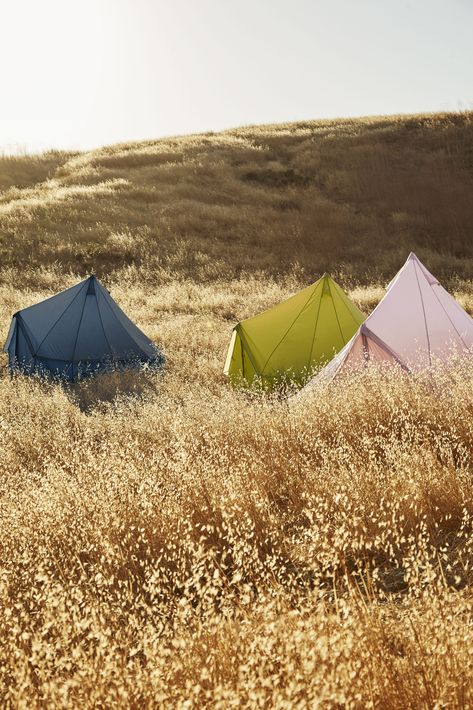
[304, 252, 473, 386]
[4, 275, 164, 381]
[224, 274, 365, 388]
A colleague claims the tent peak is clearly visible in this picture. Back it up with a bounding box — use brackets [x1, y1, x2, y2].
[87, 277, 96, 295]
[405, 252, 439, 285]
[407, 251, 420, 262]
[319, 273, 332, 290]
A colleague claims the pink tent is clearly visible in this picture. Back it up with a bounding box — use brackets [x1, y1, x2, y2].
[307, 253, 473, 384]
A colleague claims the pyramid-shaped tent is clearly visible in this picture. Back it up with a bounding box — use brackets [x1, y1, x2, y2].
[224, 274, 365, 388]
[305, 252, 473, 386]
[4, 275, 164, 381]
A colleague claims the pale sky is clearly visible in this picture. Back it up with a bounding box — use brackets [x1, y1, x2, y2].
[1, 0, 472, 153]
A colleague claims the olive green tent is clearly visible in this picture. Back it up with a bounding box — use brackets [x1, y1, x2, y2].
[224, 274, 365, 388]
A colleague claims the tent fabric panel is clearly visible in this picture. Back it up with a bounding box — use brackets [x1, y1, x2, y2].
[73, 292, 113, 361]
[237, 327, 261, 381]
[429, 284, 473, 351]
[95, 281, 157, 358]
[365, 258, 431, 367]
[327, 280, 366, 339]
[415, 256, 439, 286]
[261, 299, 327, 378]
[4, 316, 17, 353]
[306, 290, 347, 369]
[310, 337, 353, 384]
[33, 358, 74, 379]
[239, 280, 324, 372]
[360, 332, 405, 367]
[16, 316, 39, 357]
[241, 342, 257, 384]
[240, 279, 322, 331]
[259, 277, 364, 380]
[237, 324, 274, 375]
[5, 317, 37, 374]
[16, 355, 158, 382]
[313, 329, 404, 386]
[413, 262, 452, 363]
[341, 332, 405, 371]
[11, 321, 35, 371]
[224, 329, 257, 384]
[19, 280, 88, 349]
[366, 253, 473, 369]
[384, 257, 473, 366]
[35, 284, 89, 360]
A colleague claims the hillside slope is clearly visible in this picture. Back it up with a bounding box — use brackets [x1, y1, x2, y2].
[0, 111, 472, 286]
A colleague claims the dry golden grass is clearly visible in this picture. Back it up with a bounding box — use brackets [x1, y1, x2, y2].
[1, 111, 473, 284]
[0, 112, 473, 707]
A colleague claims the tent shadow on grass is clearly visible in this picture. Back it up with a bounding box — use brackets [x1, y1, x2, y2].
[67, 367, 163, 414]
[63, 369, 162, 414]
[0, 361, 162, 413]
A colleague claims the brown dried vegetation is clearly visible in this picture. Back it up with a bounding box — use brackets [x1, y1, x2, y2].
[0, 112, 472, 707]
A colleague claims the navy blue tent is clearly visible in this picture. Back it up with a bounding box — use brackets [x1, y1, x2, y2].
[4, 275, 164, 380]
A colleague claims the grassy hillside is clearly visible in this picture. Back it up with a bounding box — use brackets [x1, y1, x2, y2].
[0, 111, 472, 285]
[0, 113, 473, 707]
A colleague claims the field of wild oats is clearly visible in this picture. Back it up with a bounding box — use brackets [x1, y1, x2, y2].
[0, 112, 473, 707]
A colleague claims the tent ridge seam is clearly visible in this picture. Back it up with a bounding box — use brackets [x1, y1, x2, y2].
[238, 327, 262, 375]
[34, 280, 89, 357]
[70, 290, 89, 365]
[413, 260, 432, 366]
[15, 315, 36, 356]
[430, 284, 469, 349]
[328, 279, 346, 346]
[260, 279, 322, 376]
[333, 281, 365, 327]
[95, 289, 115, 358]
[98, 286, 150, 358]
[361, 325, 409, 371]
[307, 283, 325, 366]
